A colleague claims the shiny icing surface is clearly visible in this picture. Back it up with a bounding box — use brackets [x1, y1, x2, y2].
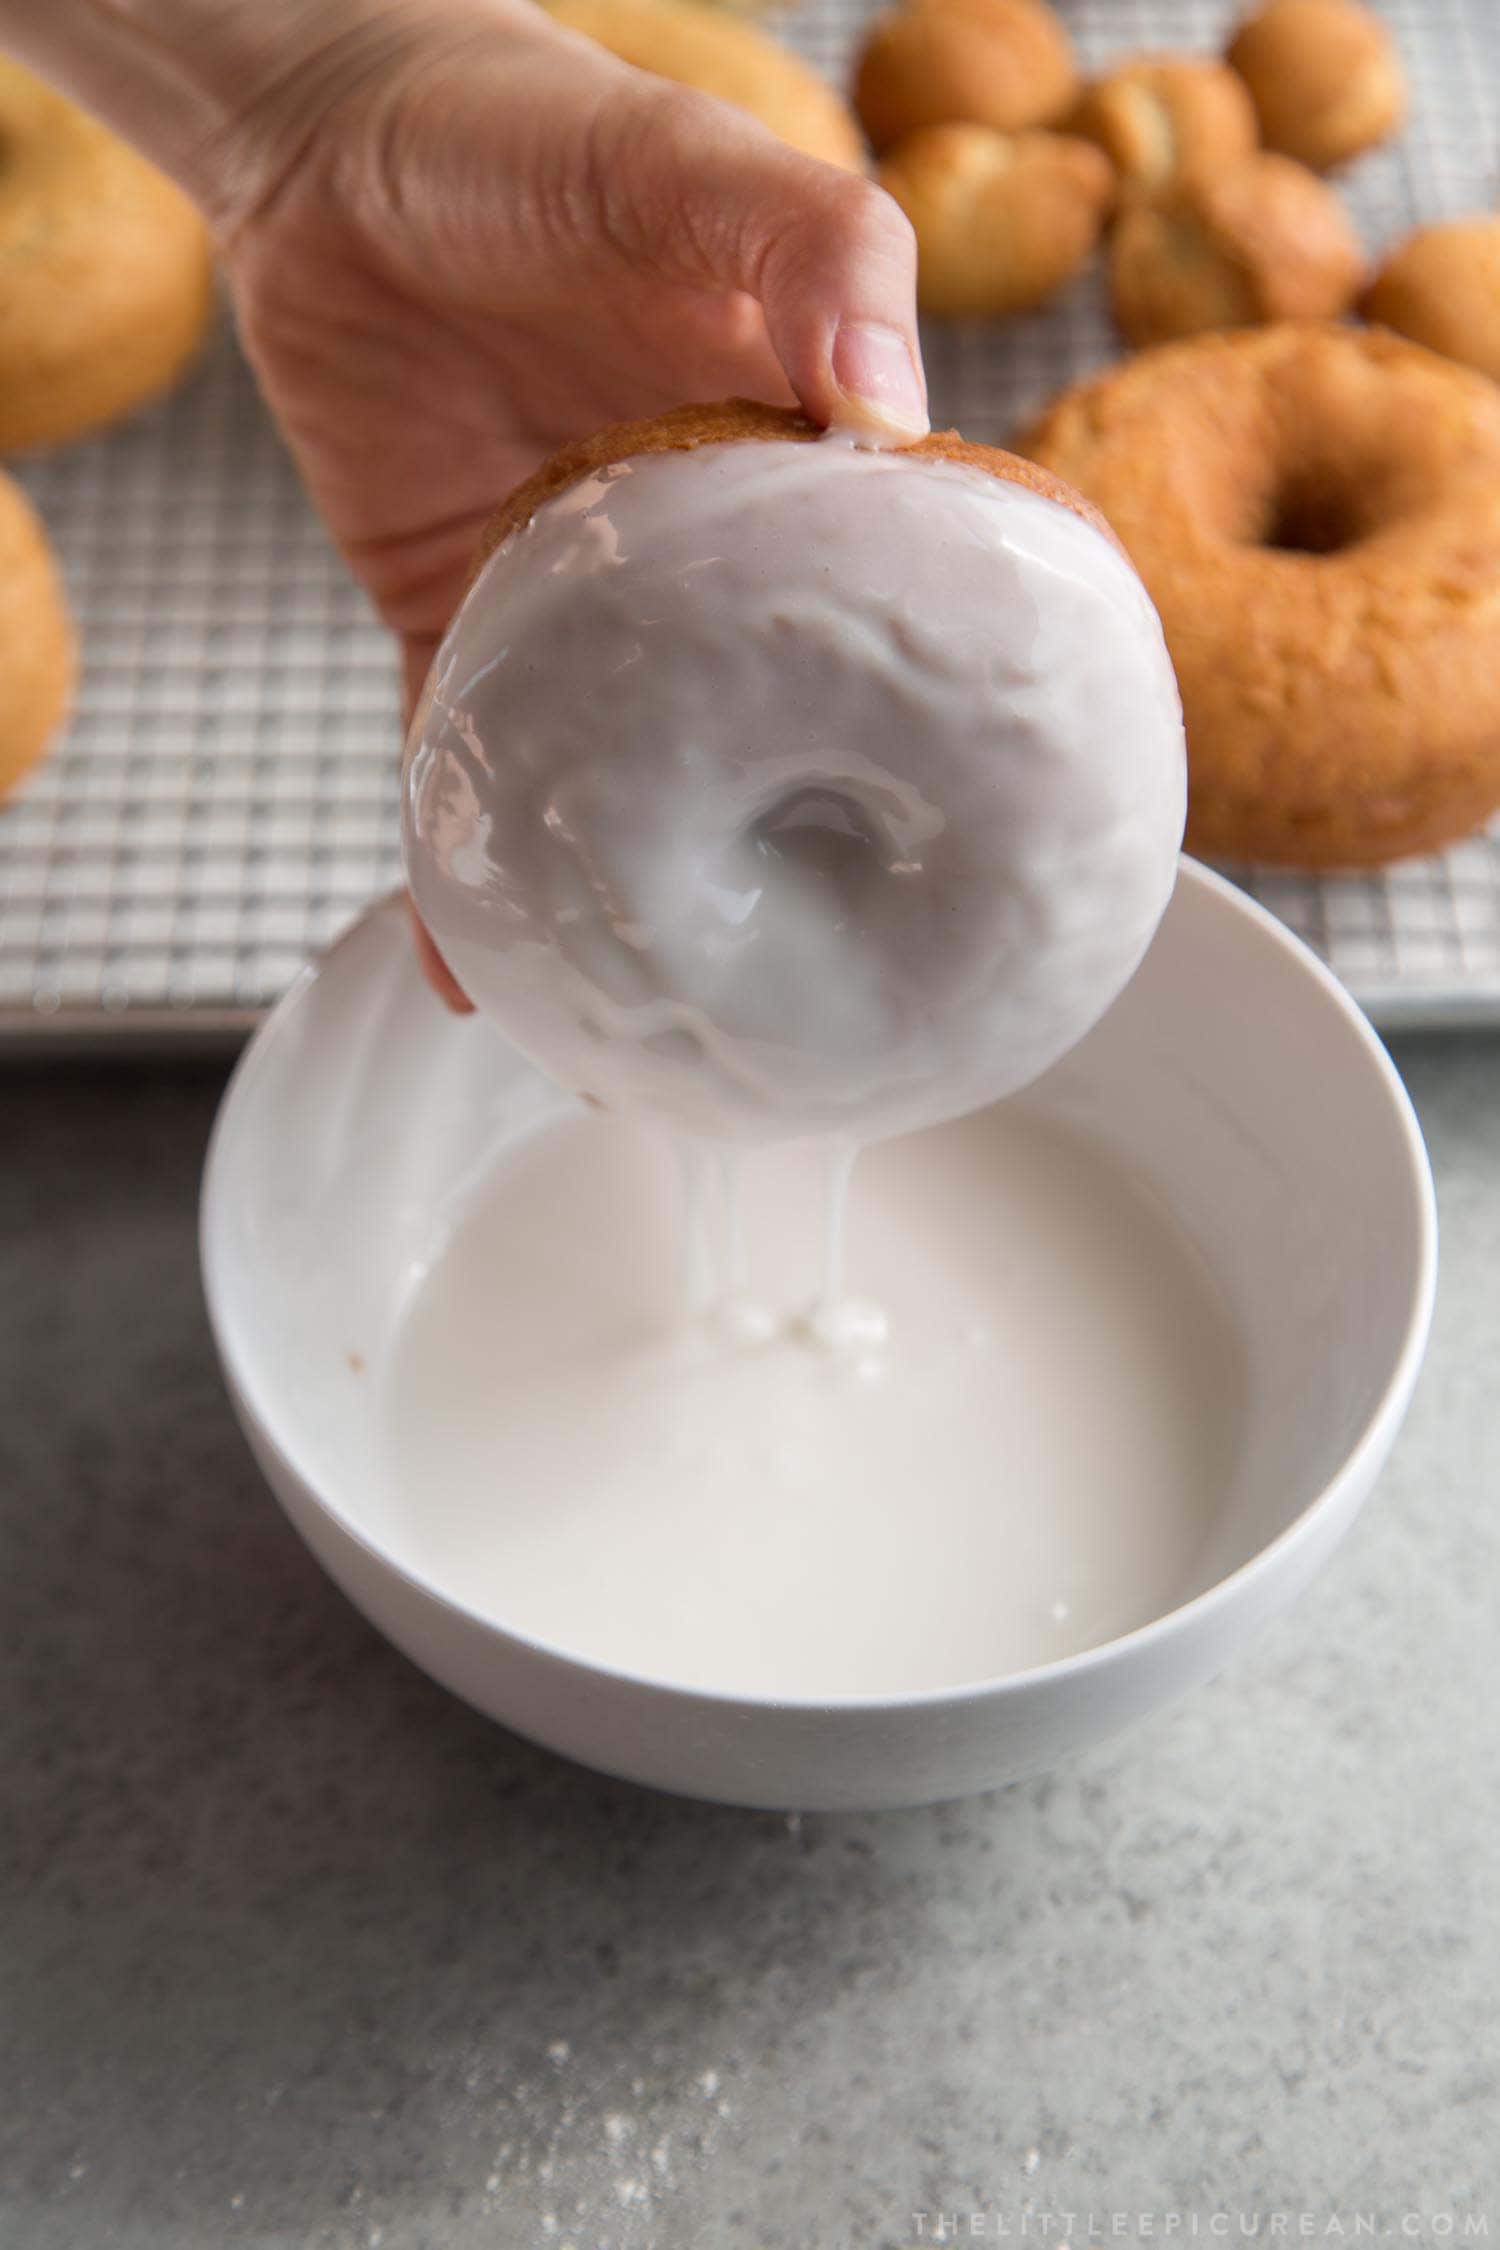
[404, 435, 1186, 1143]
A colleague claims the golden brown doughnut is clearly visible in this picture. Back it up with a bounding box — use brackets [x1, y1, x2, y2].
[480, 396, 1118, 568]
[853, 0, 1078, 156]
[876, 125, 1113, 319]
[0, 469, 73, 799]
[546, 0, 864, 169]
[1362, 218, 1500, 384]
[1069, 54, 1259, 191]
[0, 61, 214, 453]
[1227, 0, 1405, 172]
[1020, 323, 1500, 868]
[1110, 152, 1366, 347]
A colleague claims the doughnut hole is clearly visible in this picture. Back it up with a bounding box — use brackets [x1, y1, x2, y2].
[853, 0, 1078, 153]
[1069, 54, 1259, 191]
[545, 0, 865, 168]
[1226, 0, 1406, 173]
[878, 125, 1114, 318]
[1363, 218, 1500, 386]
[1109, 153, 1366, 347]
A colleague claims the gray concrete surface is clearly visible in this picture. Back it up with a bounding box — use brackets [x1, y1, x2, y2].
[1, 1042, 1496, 2250]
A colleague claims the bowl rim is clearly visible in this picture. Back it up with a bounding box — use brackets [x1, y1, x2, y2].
[200, 860, 1438, 1717]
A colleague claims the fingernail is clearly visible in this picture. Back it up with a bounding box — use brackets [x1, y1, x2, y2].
[830, 321, 929, 439]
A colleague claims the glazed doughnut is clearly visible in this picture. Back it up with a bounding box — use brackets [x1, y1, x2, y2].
[1362, 219, 1500, 385]
[1069, 55, 1259, 191]
[0, 60, 214, 452]
[545, 0, 864, 169]
[0, 468, 73, 799]
[853, 0, 1078, 156]
[877, 126, 1113, 318]
[1022, 324, 1500, 868]
[1226, 0, 1405, 173]
[405, 401, 1186, 1144]
[1110, 152, 1366, 346]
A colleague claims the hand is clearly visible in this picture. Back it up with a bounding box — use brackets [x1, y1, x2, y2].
[211, 0, 926, 1006]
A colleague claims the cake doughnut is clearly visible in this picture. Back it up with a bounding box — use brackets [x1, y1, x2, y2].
[545, 0, 864, 170]
[405, 401, 1186, 1144]
[0, 60, 214, 452]
[853, 0, 1078, 156]
[877, 126, 1113, 318]
[1226, 0, 1405, 173]
[1022, 324, 1500, 867]
[1362, 219, 1500, 385]
[1069, 55, 1259, 191]
[0, 468, 73, 799]
[1109, 152, 1366, 346]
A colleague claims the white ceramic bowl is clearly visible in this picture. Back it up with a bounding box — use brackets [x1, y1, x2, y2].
[200, 864, 1436, 1811]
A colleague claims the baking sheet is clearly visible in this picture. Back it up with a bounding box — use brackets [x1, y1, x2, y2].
[1, 0, 1498, 1045]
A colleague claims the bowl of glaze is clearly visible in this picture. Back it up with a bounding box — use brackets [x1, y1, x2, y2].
[200, 862, 1435, 1811]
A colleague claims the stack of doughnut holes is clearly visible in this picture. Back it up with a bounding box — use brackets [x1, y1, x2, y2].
[557, 0, 1500, 870]
[0, 59, 214, 803]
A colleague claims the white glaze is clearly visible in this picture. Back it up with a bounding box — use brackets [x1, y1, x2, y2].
[404, 435, 1186, 1144]
[381, 1103, 1243, 1699]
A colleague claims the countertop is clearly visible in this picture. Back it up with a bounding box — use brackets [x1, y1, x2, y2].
[2, 1038, 1496, 2249]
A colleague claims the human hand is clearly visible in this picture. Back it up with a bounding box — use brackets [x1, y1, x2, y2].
[208, 0, 924, 1006]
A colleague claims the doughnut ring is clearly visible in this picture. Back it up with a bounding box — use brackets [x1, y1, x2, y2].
[404, 402, 1185, 1143]
[1022, 323, 1500, 867]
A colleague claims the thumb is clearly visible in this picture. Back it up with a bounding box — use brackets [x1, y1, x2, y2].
[597, 79, 929, 440]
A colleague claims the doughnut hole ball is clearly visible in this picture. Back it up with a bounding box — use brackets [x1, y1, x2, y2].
[1363, 219, 1500, 386]
[1069, 54, 1259, 193]
[546, 0, 865, 169]
[878, 126, 1114, 319]
[1110, 151, 1366, 347]
[853, 0, 1078, 155]
[1226, 0, 1405, 173]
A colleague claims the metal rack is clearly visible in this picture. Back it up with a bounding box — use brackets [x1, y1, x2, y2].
[1, 0, 1497, 1045]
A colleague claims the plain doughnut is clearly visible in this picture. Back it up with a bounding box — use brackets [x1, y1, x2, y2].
[0, 59, 213, 452]
[1022, 323, 1500, 867]
[406, 401, 1186, 1144]
[0, 466, 73, 799]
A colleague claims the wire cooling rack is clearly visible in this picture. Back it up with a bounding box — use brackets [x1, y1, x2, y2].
[1, 0, 1498, 1046]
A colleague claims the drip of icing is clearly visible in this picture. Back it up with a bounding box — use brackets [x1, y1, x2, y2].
[682, 1135, 888, 1354]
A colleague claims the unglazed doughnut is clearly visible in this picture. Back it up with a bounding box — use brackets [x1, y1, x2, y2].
[1362, 219, 1500, 385]
[1226, 0, 1405, 172]
[545, 0, 863, 169]
[1022, 324, 1500, 867]
[405, 401, 1185, 1144]
[1110, 153, 1366, 346]
[0, 468, 73, 798]
[0, 60, 214, 452]
[853, 0, 1078, 156]
[877, 126, 1113, 318]
[1069, 54, 1259, 191]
